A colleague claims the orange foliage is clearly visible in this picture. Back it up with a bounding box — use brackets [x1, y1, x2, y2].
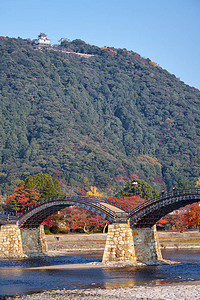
[87, 186, 102, 197]
[195, 177, 200, 187]
[186, 203, 200, 229]
[136, 155, 161, 166]
[57, 206, 108, 232]
[157, 202, 200, 231]
[42, 216, 58, 228]
[156, 217, 168, 228]
[149, 61, 160, 67]
[165, 118, 174, 124]
[108, 50, 117, 56]
[6, 185, 40, 212]
[109, 196, 145, 210]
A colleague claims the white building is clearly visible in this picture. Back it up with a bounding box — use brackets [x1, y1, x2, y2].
[34, 33, 51, 48]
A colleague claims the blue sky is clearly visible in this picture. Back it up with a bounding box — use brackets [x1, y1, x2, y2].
[1, 0, 200, 90]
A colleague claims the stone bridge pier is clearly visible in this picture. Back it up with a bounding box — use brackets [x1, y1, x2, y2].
[0, 223, 162, 262]
[102, 223, 162, 262]
[0, 224, 48, 258]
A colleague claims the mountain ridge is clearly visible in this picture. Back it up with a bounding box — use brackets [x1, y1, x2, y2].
[0, 36, 199, 195]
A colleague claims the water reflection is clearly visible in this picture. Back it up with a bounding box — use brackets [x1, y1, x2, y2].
[162, 249, 200, 262]
[0, 255, 101, 270]
[0, 250, 200, 296]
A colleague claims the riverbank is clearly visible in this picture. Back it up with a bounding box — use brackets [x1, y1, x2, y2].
[158, 230, 200, 249]
[2, 244, 200, 299]
[46, 231, 200, 255]
[9, 282, 200, 299]
[6, 231, 198, 299]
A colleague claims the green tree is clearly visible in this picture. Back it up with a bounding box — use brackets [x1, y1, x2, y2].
[0, 36, 200, 194]
[177, 180, 196, 190]
[20, 173, 63, 201]
[116, 179, 159, 200]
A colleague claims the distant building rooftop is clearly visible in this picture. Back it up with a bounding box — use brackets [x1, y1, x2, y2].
[34, 33, 51, 48]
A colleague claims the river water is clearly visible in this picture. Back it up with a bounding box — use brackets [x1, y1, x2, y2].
[0, 249, 200, 297]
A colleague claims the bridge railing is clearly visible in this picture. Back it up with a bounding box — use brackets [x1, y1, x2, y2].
[17, 195, 130, 214]
[3, 188, 199, 225]
[16, 195, 129, 225]
[0, 210, 18, 223]
[129, 188, 200, 218]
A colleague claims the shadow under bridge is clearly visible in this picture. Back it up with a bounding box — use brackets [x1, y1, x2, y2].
[129, 188, 200, 228]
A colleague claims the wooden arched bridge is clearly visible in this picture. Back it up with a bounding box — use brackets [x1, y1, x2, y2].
[0, 196, 129, 227]
[1, 188, 200, 228]
[0, 188, 200, 261]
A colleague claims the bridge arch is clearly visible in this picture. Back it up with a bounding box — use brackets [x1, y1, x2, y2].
[129, 189, 200, 227]
[16, 195, 129, 228]
[1, 189, 200, 229]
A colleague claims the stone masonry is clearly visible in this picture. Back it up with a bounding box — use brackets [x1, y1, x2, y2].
[102, 223, 162, 262]
[0, 224, 48, 258]
[0, 223, 162, 261]
[132, 225, 162, 261]
[0, 224, 26, 258]
[21, 225, 48, 256]
[102, 223, 136, 262]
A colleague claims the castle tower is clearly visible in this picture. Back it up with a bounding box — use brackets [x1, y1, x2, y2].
[34, 33, 51, 49]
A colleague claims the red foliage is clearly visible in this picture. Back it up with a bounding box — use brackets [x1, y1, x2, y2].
[184, 203, 200, 229]
[130, 174, 139, 180]
[42, 216, 58, 228]
[116, 175, 124, 182]
[109, 196, 145, 210]
[86, 86, 92, 92]
[58, 206, 108, 232]
[156, 217, 168, 228]
[73, 145, 79, 153]
[78, 189, 87, 195]
[157, 203, 200, 231]
[107, 50, 117, 56]
[6, 185, 40, 212]
[154, 176, 164, 184]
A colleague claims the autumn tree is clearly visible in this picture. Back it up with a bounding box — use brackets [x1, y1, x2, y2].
[157, 210, 187, 232]
[186, 203, 200, 230]
[5, 185, 40, 212]
[109, 196, 145, 210]
[156, 217, 168, 229]
[86, 186, 102, 197]
[42, 215, 59, 234]
[57, 206, 108, 233]
[156, 203, 200, 232]
[195, 177, 200, 188]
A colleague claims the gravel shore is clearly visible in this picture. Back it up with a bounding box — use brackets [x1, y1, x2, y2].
[9, 283, 200, 300]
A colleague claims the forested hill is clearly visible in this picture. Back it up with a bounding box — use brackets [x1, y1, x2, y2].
[0, 36, 200, 195]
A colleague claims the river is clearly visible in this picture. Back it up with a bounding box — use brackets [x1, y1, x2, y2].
[0, 249, 200, 297]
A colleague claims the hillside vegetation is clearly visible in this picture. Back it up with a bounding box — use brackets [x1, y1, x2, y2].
[0, 37, 200, 195]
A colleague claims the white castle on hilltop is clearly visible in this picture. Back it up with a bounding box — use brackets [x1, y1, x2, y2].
[34, 33, 51, 48]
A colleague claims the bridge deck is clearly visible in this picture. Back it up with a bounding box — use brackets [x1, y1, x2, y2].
[100, 202, 126, 213]
[1, 189, 200, 228]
